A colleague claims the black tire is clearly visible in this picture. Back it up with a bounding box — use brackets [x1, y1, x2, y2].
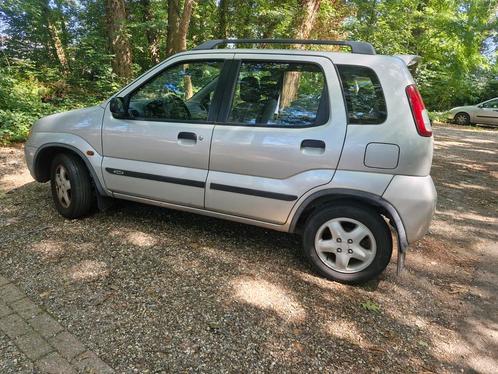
[453, 112, 470, 126]
[50, 153, 93, 219]
[302, 204, 392, 284]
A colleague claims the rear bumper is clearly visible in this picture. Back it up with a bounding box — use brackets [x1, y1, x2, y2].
[382, 175, 437, 244]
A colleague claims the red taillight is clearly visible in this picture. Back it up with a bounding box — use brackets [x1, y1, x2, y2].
[406, 84, 432, 137]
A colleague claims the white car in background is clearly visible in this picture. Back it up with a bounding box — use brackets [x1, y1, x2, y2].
[448, 97, 498, 126]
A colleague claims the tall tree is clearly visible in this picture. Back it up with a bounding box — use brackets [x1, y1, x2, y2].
[141, 0, 161, 64]
[293, 0, 322, 39]
[281, 0, 322, 108]
[104, 0, 133, 79]
[217, 0, 229, 39]
[166, 0, 198, 56]
[41, 1, 70, 74]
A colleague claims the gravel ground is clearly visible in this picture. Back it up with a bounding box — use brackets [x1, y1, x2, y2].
[0, 125, 497, 373]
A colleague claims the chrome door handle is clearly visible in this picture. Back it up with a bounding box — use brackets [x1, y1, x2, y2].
[301, 139, 325, 149]
[178, 132, 197, 141]
[177, 132, 197, 146]
[300, 139, 326, 155]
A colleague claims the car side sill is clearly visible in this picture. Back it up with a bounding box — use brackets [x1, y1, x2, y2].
[111, 192, 288, 232]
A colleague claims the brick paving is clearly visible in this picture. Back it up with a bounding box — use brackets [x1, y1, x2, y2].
[0, 275, 114, 373]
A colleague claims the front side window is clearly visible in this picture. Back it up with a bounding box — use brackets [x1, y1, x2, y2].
[227, 61, 328, 127]
[337, 65, 387, 124]
[128, 60, 223, 121]
[481, 99, 498, 109]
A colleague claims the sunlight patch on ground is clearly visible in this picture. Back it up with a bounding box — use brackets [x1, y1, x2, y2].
[437, 210, 498, 225]
[31, 240, 64, 258]
[68, 260, 109, 281]
[0, 169, 33, 192]
[111, 229, 158, 248]
[323, 318, 364, 345]
[231, 277, 306, 322]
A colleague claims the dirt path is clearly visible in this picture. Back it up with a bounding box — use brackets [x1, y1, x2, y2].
[429, 125, 498, 373]
[0, 125, 497, 373]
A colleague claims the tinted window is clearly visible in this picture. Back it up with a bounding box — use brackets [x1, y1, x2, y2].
[128, 60, 223, 121]
[228, 61, 328, 127]
[337, 65, 387, 124]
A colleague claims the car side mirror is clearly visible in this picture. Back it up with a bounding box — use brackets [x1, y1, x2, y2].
[477, 104, 483, 108]
[109, 97, 127, 119]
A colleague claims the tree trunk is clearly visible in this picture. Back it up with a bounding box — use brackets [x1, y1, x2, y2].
[47, 20, 69, 74]
[217, 0, 228, 39]
[176, 0, 195, 52]
[104, 0, 133, 79]
[141, 0, 161, 64]
[41, 1, 70, 74]
[183, 64, 194, 99]
[280, 0, 321, 109]
[166, 0, 180, 56]
[294, 0, 321, 40]
[167, 0, 197, 56]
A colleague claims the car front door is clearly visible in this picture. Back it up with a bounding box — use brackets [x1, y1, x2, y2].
[205, 55, 347, 224]
[102, 56, 232, 208]
[475, 99, 498, 125]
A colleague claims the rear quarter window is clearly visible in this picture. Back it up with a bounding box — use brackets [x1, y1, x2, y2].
[337, 65, 387, 124]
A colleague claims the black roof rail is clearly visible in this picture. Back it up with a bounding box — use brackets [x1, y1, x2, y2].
[193, 38, 376, 55]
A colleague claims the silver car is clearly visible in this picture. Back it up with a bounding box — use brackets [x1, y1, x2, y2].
[448, 97, 498, 126]
[24, 39, 437, 284]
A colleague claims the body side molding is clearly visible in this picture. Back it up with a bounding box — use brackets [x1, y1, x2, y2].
[105, 168, 205, 188]
[210, 183, 298, 201]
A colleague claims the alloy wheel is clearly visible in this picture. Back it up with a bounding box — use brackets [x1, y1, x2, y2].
[54, 164, 71, 208]
[314, 217, 377, 273]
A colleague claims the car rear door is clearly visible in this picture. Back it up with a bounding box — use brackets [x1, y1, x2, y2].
[205, 54, 347, 224]
[102, 54, 233, 207]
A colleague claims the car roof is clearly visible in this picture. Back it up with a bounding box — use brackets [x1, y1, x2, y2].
[175, 48, 401, 67]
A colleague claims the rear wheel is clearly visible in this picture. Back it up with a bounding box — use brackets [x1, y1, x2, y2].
[453, 112, 470, 126]
[50, 153, 93, 219]
[303, 205, 392, 284]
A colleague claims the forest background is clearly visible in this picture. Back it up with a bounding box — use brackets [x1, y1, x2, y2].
[0, 0, 497, 142]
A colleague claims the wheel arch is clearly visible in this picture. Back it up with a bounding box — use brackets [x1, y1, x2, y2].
[289, 188, 408, 251]
[33, 143, 107, 196]
[453, 111, 471, 123]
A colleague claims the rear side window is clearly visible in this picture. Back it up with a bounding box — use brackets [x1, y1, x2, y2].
[337, 65, 387, 124]
[227, 61, 328, 127]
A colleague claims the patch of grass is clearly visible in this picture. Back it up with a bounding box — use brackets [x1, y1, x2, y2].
[360, 300, 381, 313]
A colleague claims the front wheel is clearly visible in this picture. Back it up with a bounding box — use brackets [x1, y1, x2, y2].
[50, 153, 93, 219]
[303, 205, 393, 284]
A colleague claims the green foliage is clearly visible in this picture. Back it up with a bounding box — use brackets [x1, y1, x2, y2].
[0, 65, 104, 143]
[0, 67, 45, 142]
[346, 0, 498, 110]
[361, 300, 381, 313]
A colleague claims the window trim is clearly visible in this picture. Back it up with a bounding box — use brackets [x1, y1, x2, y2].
[217, 59, 331, 129]
[121, 58, 229, 124]
[336, 64, 388, 125]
